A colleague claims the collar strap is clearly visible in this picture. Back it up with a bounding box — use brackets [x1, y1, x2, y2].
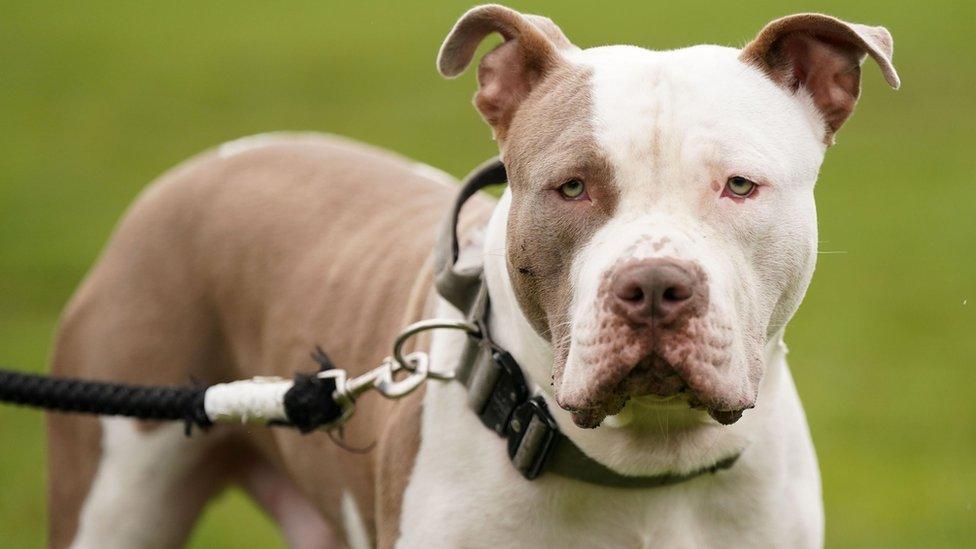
[434, 156, 507, 313]
[434, 158, 739, 488]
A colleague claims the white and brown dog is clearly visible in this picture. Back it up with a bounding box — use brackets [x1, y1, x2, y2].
[47, 4, 898, 548]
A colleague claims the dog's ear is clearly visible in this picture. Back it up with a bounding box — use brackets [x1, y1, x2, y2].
[740, 13, 900, 142]
[438, 4, 577, 141]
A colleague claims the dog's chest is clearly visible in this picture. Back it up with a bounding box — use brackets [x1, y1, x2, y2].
[397, 386, 773, 548]
[394, 329, 774, 548]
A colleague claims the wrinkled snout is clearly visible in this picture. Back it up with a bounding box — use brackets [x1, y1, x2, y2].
[558, 252, 756, 428]
[601, 258, 716, 412]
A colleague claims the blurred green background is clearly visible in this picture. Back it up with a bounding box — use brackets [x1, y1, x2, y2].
[1, 0, 973, 546]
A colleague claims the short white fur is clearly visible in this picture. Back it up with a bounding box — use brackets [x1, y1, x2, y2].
[72, 419, 215, 548]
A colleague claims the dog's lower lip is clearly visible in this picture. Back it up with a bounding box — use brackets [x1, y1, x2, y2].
[630, 394, 686, 408]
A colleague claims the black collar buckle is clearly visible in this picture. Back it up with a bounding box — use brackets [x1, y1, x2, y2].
[464, 344, 560, 480]
[507, 396, 559, 480]
[468, 348, 528, 435]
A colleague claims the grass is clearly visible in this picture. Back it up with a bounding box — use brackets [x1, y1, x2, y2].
[1, 1, 973, 546]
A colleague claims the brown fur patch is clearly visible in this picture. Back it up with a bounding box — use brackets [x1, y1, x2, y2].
[502, 62, 619, 391]
[375, 388, 424, 549]
[438, 5, 579, 141]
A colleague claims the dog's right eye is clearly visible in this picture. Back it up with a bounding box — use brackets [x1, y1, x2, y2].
[558, 179, 587, 200]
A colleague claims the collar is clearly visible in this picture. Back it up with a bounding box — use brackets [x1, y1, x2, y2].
[433, 157, 739, 488]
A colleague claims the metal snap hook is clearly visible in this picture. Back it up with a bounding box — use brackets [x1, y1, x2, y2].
[372, 352, 430, 398]
[310, 318, 481, 432]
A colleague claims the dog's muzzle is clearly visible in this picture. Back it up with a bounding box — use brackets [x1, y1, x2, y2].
[557, 256, 755, 428]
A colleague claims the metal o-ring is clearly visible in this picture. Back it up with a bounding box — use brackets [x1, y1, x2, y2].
[392, 319, 480, 381]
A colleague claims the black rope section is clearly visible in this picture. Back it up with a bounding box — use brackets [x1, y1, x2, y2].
[0, 368, 212, 434]
[0, 346, 346, 436]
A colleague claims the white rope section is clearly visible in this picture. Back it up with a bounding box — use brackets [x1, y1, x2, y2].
[203, 377, 293, 424]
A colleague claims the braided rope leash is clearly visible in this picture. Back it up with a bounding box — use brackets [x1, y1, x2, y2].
[0, 369, 214, 431]
[0, 350, 342, 435]
[0, 320, 471, 436]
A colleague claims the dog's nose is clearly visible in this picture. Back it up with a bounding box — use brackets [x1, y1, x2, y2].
[610, 259, 703, 326]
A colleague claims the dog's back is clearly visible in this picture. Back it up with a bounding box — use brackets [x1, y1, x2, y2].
[47, 132, 493, 548]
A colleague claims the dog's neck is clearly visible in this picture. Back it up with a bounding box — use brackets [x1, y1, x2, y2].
[482, 189, 791, 475]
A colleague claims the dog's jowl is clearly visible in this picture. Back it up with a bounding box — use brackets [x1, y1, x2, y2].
[48, 5, 898, 548]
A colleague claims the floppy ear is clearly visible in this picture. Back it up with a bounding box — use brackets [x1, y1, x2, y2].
[438, 4, 577, 141]
[740, 13, 900, 142]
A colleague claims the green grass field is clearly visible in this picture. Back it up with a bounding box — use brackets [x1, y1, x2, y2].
[1, 1, 973, 546]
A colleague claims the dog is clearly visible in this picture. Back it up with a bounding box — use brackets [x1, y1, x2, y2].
[47, 4, 899, 548]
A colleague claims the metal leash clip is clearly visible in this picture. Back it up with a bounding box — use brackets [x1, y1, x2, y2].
[316, 319, 479, 429]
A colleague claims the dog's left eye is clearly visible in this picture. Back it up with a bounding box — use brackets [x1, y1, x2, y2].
[724, 176, 757, 198]
[558, 179, 587, 200]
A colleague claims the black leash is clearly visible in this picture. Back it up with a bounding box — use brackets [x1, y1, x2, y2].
[0, 350, 343, 435]
[0, 369, 212, 432]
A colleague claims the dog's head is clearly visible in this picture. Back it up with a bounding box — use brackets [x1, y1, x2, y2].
[439, 6, 898, 429]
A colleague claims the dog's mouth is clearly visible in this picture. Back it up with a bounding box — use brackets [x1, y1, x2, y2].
[619, 353, 688, 398]
[557, 353, 750, 428]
